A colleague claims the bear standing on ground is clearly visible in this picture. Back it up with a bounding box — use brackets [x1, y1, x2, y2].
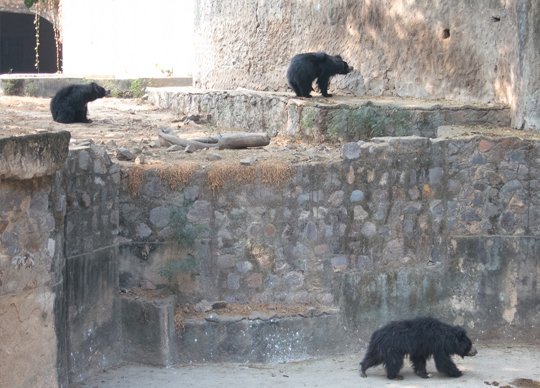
[50, 82, 109, 123]
[286, 52, 353, 98]
[359, 317, 477, 380]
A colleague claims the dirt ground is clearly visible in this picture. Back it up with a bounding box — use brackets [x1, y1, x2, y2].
[0, 96, 341, 166]
[76, 345, 539, 388]
[2, 95, 539, 168]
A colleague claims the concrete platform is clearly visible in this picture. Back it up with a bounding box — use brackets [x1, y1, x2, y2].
[77, 345, 540, 388]
[147, 87, 511, 142]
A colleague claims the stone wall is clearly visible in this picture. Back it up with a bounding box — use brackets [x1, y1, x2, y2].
[1, 131, 538, 386]
[119, 135, 539, 343]
[0, 135, 122, 387]
[62, 145, 122, 383]
[193, 0, 540, 130]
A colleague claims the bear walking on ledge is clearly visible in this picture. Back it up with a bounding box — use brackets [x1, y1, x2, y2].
[286, 52, 353, 98]
[360, 317, 477, 380]
[50, 82, 109, 123]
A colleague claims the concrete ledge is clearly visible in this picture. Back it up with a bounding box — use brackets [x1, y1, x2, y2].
[0, 74, 192, 98]
[177, 312, 354, 363]
[0, 131, 70, 180]
[147, 87, 511, 141]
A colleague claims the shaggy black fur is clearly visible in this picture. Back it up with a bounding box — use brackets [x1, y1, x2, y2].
[50, 82, 109, 123]
[286, 52, 353, 98]
[359, 317, 477, 380]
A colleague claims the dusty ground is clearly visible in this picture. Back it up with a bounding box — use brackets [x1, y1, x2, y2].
[0, 96, 341, 166]
[2, 95, 539, 168]
[76, 346, 539, 388]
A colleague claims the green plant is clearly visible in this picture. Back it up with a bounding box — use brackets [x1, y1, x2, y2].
[169, 205, 203, 247]
[158, 254, 199, 283]
[2, 79, 23, 95]
[129, 79, 148, 98]
[157, 202, 207, 291]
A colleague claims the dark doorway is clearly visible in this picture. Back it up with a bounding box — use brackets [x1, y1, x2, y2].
[0, 11, 59, 74]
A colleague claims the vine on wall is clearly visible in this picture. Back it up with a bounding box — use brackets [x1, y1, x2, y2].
[24, 0, 62, 72]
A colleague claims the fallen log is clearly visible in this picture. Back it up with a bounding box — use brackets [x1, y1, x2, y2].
[217, 132, 270, 149]
[158, 127, 218, 150]
[158, 127, 270, 150]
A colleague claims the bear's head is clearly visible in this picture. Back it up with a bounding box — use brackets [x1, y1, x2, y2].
[331, 55, 354, 75]
[454, 327, 477, 358]
[90, 82, 110, 99]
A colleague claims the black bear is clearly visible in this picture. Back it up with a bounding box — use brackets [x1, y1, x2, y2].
[50, 82, 109, 123]
[286, 52, 353, 98]
[359, 317, 477, 380]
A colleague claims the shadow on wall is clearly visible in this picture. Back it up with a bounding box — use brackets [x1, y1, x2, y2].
[195, 0, 518, 106]
[338, 0, 484, 99]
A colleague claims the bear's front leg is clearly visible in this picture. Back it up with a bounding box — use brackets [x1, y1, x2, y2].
[434, 354, 462, 377]
[317, 76, 332, 97]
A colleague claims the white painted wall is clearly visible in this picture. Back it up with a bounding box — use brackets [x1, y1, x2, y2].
[60, 0, 194, 78]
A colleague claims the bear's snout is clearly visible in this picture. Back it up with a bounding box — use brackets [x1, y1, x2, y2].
[466, 346, 477, 357]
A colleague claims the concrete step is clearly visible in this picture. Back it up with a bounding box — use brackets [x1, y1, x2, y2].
[147, 87, 511, 142]
[121, 293, 355, 366]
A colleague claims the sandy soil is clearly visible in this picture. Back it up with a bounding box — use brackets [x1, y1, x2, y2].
[75, 346, 539, 388]
[0, 96, 340, 166]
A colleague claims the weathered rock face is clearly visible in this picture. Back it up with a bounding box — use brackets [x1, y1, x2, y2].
[0, 134, 68, 388]
[193, 0, 539, 130]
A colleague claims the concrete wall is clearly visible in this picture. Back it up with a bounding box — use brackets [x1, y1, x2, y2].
[193, 0, 540, 130]
[60, 0, 195, 78]
[0, 135, 121, 387]
[0, 132, 69, 388]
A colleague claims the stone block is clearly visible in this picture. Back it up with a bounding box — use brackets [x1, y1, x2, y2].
[0, 131, 70, 180]
[121, 295, 177, 366]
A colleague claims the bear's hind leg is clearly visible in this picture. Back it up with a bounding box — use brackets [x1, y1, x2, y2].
[434, 353, 462, 377]
[410, 355, 430, 378]
[288, 81, 302, 97]
[54, 106, 76, 124]
[385, 353, 405, 380]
